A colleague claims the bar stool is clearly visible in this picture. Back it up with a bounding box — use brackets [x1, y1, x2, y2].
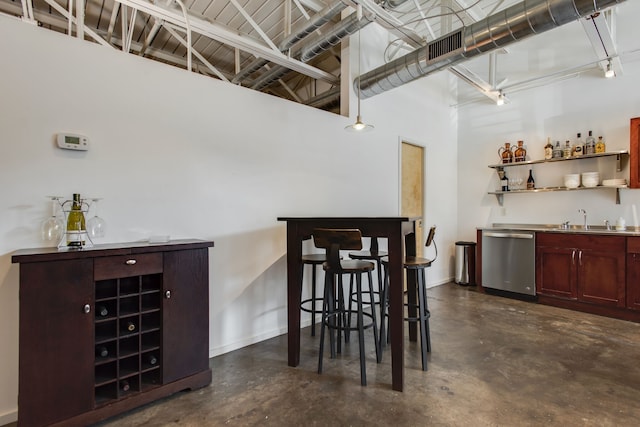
[300, 254, 327, 337]
[348, 237, 387, 338]
[380, 225, 437, 371]
[313, 228, 380, 386]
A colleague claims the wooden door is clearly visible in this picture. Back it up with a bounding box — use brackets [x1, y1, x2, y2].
[401, 141, 424, 256]
[536, 245, 578, 299]
[19, 258, 94, 427]
[162, 248, 210, 383]
[578, 247, 626, 307]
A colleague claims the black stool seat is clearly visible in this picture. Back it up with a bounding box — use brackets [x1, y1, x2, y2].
[301, 254, 328, 264]
[349, 249, 388, 260]
[325, 259, 375, 273]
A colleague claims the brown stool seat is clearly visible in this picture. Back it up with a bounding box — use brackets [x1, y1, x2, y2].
[325, 259, 375, 273]
[301, 254, 329, 264]
[349, 250, 388, 260]
[381, 255, 433, 269]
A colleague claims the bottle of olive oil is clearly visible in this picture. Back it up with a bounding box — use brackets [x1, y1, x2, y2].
[66, 193, 86, 247]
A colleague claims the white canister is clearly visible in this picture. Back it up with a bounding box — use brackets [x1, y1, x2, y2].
[616, 217, 626, 231]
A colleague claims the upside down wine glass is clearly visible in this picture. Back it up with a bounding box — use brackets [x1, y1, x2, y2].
[87, 198, 106, 238]
[41, 196, 65, 244]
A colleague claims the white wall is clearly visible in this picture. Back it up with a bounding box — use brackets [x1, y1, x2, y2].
[458, 44, 640, 242]
[0, 15, 457, 423]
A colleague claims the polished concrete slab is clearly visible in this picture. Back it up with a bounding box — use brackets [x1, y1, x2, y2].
[10, 282, 640, 426]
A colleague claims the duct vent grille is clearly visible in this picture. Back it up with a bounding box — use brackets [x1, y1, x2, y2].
[427, 30, 463, 61]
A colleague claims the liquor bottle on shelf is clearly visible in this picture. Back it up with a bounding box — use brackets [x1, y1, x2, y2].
[514, 140, 526, 162]
[499, 169, 509, 192]
[574, 133, 584, 156]
[527, 169, 535, 190]
[66, 193, 86, 247]
[552, 141, 563, 159]
[563, 140, 572, 158]
[596, 136, 606, 153]
[120, 380, 130, 392]
[544, 138, 553, 160]
[96, 305, 108, 317]
[96, 346, 109, 358]
[585, 130, 596, 154]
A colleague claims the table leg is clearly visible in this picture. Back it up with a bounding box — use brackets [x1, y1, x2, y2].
[405, 231, 418, 342]
[287, 224, 302, 367]
[388, 230, 404, 392]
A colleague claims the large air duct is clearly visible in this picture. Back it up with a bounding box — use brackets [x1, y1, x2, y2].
[358, 0, 626, 99]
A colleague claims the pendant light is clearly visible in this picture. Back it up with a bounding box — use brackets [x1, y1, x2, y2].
[345, 22, 374, 132]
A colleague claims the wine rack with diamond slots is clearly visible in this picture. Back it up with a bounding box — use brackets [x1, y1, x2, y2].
[12, 240, 214, 427]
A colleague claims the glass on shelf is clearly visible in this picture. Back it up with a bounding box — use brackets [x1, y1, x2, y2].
[41, 196, 65, 245]
[87, 198, 106, 239]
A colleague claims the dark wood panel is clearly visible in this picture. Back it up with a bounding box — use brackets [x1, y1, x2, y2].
[578, 249, 625, 307]
[162, 248, 210, 383]
[19, 259, 94, 427]
[627, 253, 640, 310]
[630, 117, 640, 189]
[536, 246, 577, 299]
[628, 236, 640, 253]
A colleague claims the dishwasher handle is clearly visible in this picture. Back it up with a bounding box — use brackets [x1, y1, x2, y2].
[483, 231, 534, 239]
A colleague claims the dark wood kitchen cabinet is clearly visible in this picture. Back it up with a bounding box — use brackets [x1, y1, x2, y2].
[12, 239, 214, 427]
[536, 233, 625, 307]
[630, 117, 640, 188]
[626, 237, 640, 310]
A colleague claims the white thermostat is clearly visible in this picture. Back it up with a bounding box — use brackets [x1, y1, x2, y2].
[57, 133, 90, 151]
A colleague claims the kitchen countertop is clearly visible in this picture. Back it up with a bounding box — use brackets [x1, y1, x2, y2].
[478, 223, 640, 236]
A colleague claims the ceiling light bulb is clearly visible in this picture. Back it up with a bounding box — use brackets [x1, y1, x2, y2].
[496, 92, 505, 106]
[605, 61, 615, 78]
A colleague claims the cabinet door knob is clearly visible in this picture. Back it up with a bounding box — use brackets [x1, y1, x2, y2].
[84, 304, 91, 314]
[165, 290, 171, 299]
[125, 259, 137, 265]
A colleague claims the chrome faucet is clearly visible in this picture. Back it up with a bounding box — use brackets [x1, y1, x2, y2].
[579, 209, 588, 230]
[604, 219, 611, 231]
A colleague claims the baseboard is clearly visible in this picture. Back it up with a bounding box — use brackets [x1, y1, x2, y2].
[0, 408, 18, 426]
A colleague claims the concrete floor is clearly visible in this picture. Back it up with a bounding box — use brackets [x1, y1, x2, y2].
[10, 282, 640, 426]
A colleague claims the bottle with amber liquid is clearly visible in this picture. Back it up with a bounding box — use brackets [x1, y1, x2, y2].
[66, 193, 86, 247]
[499, 142, 514, 164]
[514, 140, 527, 162]
[595, 136, 606, 153]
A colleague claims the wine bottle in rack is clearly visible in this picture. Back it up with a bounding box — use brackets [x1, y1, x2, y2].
[96, 305, 108, 317]
[96, 346, 109, 358]
[146, 353, 158, 366]
[120, 380, 130, 392]
[66, 193, 86, 247]
[123, 320, 136, 333]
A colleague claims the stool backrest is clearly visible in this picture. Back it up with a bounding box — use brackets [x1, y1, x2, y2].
[425, 226, 438, 263]
[313, 228, 363, 270]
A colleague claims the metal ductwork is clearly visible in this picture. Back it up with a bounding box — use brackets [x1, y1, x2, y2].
[358, 0, 626, 99]
[232, 1, 347, 84]
[251, 9, 376, 91]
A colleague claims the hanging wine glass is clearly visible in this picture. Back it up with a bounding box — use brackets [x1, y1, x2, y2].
[87, 198, 106, 238]
[41, 196, 65, 244]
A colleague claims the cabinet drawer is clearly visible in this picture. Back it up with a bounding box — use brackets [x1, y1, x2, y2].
[94, 253, 163, 280]
[537, 232, 624, 251]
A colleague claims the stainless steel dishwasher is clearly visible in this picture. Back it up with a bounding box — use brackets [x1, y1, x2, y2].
[481, 230, 535, 296]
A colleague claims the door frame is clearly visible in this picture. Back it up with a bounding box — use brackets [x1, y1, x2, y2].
[398, 136, 427, 244]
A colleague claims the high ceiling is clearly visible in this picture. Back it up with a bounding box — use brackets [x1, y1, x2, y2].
[1, 0, 636, 111]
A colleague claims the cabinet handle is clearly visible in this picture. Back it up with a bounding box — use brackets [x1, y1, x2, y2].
[83, 304, 91, 314]
[578, 250, 583, 266]
[571, 250, 576, 266]
[165, 290, 171, 299]
[125, 259, 137, 265]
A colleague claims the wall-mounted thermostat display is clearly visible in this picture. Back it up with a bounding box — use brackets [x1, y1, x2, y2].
[57, 133, 90, 151]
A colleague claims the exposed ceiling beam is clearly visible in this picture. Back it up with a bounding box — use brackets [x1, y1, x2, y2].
[453, 0, 486, 22]
[297, 0, 326, 12]
[41, 0, 111, 47]
[581, 10, 623, 76]
[115, 0, 338, 85]
[358, 0, 424, 48]
[228, 0, 279, 52]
